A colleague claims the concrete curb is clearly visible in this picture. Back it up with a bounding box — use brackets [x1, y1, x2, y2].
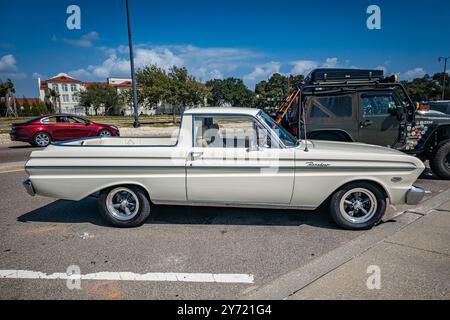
[241, 189, 450, 300]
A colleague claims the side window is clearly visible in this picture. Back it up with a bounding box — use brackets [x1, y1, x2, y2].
[316, 96, 353, 117]
[310, 104, 330, 118]
[307, 96, 353, 120]
[362, 94, 398, 116]
[65, 117, 83, 124]
[41, 117, 57, 124]
[193, 116, 274, 149]
[72, 117, 87, 124]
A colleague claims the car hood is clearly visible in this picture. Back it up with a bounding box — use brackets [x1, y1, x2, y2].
[309, 140, 403, 155]
[297, 139, 424, 169]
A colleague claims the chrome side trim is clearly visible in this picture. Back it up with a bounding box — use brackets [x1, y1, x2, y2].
[154, 200, 317, 211]
[25, 165, 417, 171]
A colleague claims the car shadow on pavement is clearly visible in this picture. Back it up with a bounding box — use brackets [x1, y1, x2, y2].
[7, 145, 39, 149]
[17, 197, 341, 230]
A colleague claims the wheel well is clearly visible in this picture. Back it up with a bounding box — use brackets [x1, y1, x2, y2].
[98, 183, 153, 204]
[308, 130, 353, 142]
[33, 130, 51, 139]
[319, 179, 389, 209]
[342, 180, 389, 199]
[422, 125, 450, 157]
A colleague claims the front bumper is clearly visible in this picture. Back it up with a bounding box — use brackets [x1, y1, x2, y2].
[406, 186, 425, 205]
[23, 179, 35, 197]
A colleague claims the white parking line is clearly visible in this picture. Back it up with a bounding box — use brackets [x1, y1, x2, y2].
[0, 270, 254, 284]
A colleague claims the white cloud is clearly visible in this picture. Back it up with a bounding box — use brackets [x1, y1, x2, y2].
[401, 67, 426, 80]
[290, 60, 318, 75]
[32, 72, 43, 79]
[374, 65, 387, 74]
[290, 57, 340, 75]
[0, 54, 26, 79]
[243, 61, 281, 81]
[69, 44, 259, 82]
[0, 54, 18, 72]
[322, 57, 338, 68]
[53, 31, 100, 48]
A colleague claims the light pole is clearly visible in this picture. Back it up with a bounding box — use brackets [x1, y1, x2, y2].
[438, 56, 450, 100]
[126, 0, 139, 128]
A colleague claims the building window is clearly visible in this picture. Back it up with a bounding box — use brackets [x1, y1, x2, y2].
[52, 84, 59, 92]
[71, 84, 78, 92]
[62, 94, 70, 102]
[72, 94, 79, 102]
[62, 84, 68, 92]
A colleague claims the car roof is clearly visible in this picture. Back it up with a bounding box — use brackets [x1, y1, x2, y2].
[40, 114, 84, 117]
[184, 107, 260, 117]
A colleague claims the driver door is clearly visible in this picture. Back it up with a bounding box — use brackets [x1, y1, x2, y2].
[186, 114, 295, 205]
[358, 92, 402, 147]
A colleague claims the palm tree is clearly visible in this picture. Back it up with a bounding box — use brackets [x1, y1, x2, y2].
[46, 89, 61, 113]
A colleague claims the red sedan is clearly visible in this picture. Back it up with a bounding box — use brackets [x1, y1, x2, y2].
[10, 114, 120, 147]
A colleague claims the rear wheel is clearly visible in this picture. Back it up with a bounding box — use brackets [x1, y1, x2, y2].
[33, 131, 51, 147]
[329, 182, 386, 230]
[98, 185, 151, 227]
[429, 140, 450, 180]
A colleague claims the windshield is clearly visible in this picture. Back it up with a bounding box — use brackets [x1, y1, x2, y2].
[257, 111, 298, 147]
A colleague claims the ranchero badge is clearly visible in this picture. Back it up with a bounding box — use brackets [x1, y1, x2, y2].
[306, 161, 331, 167]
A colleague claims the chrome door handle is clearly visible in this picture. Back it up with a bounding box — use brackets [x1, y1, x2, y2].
[189, 152, 203, 161]
[360, 119, 373, 128]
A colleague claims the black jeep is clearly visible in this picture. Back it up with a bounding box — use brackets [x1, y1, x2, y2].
[285, 68, 450, 179]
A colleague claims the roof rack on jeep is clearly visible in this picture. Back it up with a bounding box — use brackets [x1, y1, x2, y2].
[305, 68, 385, 85]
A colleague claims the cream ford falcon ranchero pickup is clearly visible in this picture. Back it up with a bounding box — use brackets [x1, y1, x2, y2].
[23, 108, 426, 230]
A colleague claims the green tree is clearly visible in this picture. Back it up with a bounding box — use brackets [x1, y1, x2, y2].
[78, 84, 122, 116]
[401, 74, 441, 102]
[255, 73, 304, 110]
[205, 77, 255, 107]
[46, 89, 60, 113]
[131, 65, 171, 111]
[166, 66, 210, 123]
[32, 100, 50, 115]
[19, 97, 32, 116]
[0, 79, 15, 98]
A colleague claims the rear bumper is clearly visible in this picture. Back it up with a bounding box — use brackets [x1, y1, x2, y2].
[406, 186, 425, 205]
[23, 179, 35, 197]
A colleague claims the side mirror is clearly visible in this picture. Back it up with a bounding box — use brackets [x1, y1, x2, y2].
[388, 105, 397, 116]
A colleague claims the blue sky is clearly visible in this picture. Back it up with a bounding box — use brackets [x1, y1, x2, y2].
[1, 0, 449, 97]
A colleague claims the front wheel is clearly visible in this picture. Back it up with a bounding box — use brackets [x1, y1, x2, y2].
[98, 185, 151, 227]
[429, 140, 450, 180]
[98, 129, 112, 137]
[329, 182, 386, 230]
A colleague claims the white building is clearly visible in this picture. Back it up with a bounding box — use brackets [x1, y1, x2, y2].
[38, 73, 144, 115]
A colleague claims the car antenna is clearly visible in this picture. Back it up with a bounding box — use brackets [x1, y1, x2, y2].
[300, 88, 309, 152]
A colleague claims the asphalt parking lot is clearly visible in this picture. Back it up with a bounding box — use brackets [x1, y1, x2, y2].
[0, 142, 449, 299]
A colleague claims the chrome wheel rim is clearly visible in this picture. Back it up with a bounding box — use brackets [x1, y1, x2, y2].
[106, 187, 139, 221]
[99, 129, 112, 137]
[339, 188, 377, 224]
[35, 133, 50, 147]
